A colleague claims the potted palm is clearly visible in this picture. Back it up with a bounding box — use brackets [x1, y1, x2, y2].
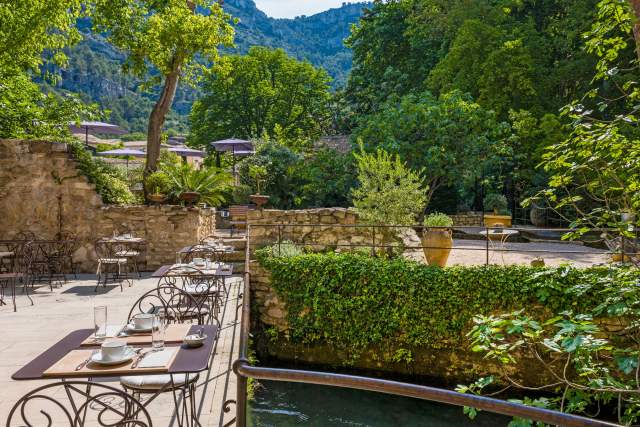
[421, 212, 454, 267]
[145, 171, 170, 204]
[163, 163, 233, 207]
[483, 193, 512, 227]
[248, 165, 270, 209]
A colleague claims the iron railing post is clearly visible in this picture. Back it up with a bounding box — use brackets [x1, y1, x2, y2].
[485, 226, 489, 266]
[371, 226, 376, 257]
[277, 224, 282, 256]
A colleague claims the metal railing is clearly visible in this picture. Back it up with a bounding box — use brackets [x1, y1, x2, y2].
[231, 223, 633, 427]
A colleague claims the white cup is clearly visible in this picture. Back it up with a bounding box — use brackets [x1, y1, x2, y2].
[132, 313, 154, 330]
[101, 340, 127, 361]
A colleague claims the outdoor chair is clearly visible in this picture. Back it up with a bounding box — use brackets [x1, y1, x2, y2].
[94, 239, 129, 291]
[228, 205, 249, 237]
[55, 231, 79, 278]
[115, 239, 143, 279]
[157, 266, 221, 327]
[120, 285, 215, 409]
[0, 242, 33, 311]
[7, 381, 151, 427]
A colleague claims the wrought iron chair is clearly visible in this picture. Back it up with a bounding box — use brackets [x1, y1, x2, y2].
[158, 266, 222, 326]
[55, 231, 79, 278]
[94, 239, 128, 291]
[6, 381, 152, 426]
[121, 285, 213, 424]
[0, 242, 33, 311]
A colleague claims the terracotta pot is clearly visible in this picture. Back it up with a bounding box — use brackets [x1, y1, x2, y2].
[611, 253, 632, 263]
[484, 214, 512, 227]
[421, 229, 453, 268]
[147, 194, 167, 204]
[250, 194, 270, 209]
[180, 191, 200, 206]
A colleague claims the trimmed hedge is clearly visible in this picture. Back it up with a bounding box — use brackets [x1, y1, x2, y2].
[256, 250, 636, 360]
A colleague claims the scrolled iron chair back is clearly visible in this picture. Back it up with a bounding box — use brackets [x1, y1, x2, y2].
[6, 380, 152, 427]
[129, 285, 208, 325]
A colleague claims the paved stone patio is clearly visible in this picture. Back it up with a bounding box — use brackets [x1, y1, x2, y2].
[0, 274, 241, 426]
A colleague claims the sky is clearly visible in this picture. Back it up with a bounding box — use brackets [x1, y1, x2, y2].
[253, 0, 351, 18]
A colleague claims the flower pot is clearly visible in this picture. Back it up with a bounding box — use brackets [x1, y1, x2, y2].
[484, 214, 512, 227]
[250, 194, 270, 209]
[180, 191, 200, 206]
[611, 253, 632, 263]
[421, 229, 453, 267]
[147, 194, 167, 204]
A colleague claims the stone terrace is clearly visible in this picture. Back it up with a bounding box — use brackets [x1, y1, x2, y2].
[0, 275, 241, 426]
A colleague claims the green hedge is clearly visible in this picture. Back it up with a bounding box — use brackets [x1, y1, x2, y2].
[256, 250, 636, 360]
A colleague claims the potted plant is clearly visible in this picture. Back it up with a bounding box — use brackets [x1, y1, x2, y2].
[421, 212, 454, 267]
[483, 193, 512, 227]
[145, 171, 170, 204]
[248, 165, 270, 209]
[163, 162, 233, 207]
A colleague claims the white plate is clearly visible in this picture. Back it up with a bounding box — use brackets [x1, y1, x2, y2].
[126, 323, 152, 333]
[90, 347, 136, 366]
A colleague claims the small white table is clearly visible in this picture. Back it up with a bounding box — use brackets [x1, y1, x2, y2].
[479, 229, 520, 264]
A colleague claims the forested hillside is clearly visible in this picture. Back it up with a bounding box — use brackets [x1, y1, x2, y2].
[41, 0, 369, 133]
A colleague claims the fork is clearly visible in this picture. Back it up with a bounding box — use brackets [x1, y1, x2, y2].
[131, 349, 149, 368]
[75, 350, 98, 371]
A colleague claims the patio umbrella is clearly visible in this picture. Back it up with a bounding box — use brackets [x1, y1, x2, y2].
[167, 146, 206, 158]
[210, 139, 254, 172]
[69, 121, 127, 146]
[97, 148, 146, 168]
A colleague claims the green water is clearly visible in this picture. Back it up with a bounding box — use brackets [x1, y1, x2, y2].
[249, 380, 510, 426]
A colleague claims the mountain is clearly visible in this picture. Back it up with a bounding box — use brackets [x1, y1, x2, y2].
[43, 1, 370, 133]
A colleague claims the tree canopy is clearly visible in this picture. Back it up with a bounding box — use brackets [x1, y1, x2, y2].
[190, 47, 332, 146]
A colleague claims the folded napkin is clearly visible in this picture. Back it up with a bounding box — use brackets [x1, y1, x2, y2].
[138, 347, 178, 368]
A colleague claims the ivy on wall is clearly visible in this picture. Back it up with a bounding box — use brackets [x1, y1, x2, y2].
[256, 250, 636, 361]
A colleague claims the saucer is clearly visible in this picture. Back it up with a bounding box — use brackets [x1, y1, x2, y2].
[91, 347, 136, 365]
[126, 323, 152, 333]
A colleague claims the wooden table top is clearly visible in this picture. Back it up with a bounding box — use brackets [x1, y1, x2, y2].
[12, 324, 217, 380]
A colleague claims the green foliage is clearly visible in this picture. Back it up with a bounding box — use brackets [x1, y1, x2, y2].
[466, 265, 640, 424]
[248, 165, 268, 195]
[351, 146, 427, 225]
[189, 47, 332, 145]
[256, 250, 634, 362]
[260, 241, 303, 258]
[237, 140, 355, 209]
[68, 141, 136, 205]
[484, 193, 508, 214]
[144, 171, 171, 195]
[91, 0, 234, 85]
[526, 0, 640, 245]
[423, 212, 453, 228]
[352, 91, 511, 206]
[160, 162, 233, 207]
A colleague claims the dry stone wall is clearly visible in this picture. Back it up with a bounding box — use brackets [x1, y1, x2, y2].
[0, 139, 214, 272]
[451, 213, 483, 227]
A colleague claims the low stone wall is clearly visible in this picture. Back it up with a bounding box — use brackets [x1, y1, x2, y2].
[0, 139, 215, 272]
[451, 213, 483, 227]
[248, 208, 374, 250]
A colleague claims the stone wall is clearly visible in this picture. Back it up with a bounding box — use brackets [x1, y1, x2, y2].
[451, 213, 483, 227]
[0, 139, 215, 272]
[248, 208, 375, 250]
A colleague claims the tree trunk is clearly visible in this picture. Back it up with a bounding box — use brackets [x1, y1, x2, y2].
[630, 0, 640, 61]
[145, 64, 181, 175]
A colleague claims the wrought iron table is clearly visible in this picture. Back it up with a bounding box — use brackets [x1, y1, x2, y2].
[12, 324, 217, 427]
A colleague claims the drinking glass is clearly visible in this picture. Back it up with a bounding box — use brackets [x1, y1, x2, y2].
[152, 313, 166, 351]
[94, 305, 107, 341]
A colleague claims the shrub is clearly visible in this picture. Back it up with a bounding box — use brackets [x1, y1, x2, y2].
[424, 212, 453, 227]
[260, 241, 303, 258]
[256, 250, 635, 361]
[161, 162, 233, 207]
[68, 141, 136, 205]
[145, 171, 171, 195]
[351, 145, 427, 225]
[484, 193, 508, 214]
